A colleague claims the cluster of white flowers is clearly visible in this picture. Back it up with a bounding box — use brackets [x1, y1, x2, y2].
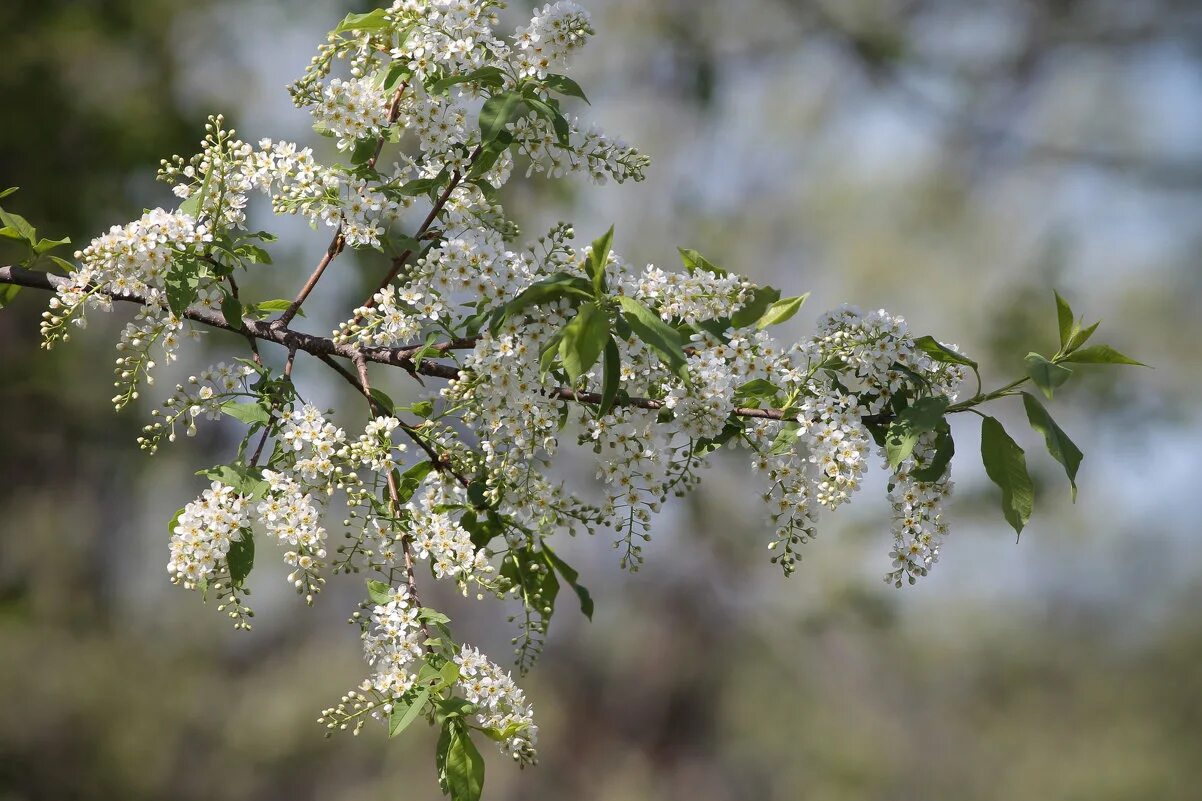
[796, 390, 872, 510]
[455, 644, 539, 764]
[513, 115, 651, 184]
[408, 482, 495, 588]
[281, 404, 348, 481]
[622, 263, 753, 324]
[167, 481, 251, 589]
[358, 583, 425, 703]
[257, 469, 330, 600]
[313, 77, 393, 150]
[139, 361, 258, 452]
[885, 431, 953, 587]
[513, 1, 593, 79]
[341, 415, 405, 472]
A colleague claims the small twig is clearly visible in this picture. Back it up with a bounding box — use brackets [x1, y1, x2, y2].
[274, 229, 345, 328]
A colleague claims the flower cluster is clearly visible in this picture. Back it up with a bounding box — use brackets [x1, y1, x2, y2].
[167, 482, 253, 628]
[455, 645, 539, 764]
[139, 361, 258, 452]
[513, 1, 593, 79]
[312, 77, 393, 150]
[258, 469, 330, 601]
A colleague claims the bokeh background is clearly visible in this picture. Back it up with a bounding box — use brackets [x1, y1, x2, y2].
[3, 1, 1202, 799]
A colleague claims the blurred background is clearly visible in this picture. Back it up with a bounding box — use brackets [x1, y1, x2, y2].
[2, 0, 1201, 799]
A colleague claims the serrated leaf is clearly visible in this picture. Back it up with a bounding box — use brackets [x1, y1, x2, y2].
[1062, 344, 1146, 367]
[558, 302, 608, 383]
[980, 416, 1035, 537]
[1024, 352, 1073, 400]
[396, 461, 435, 503]
[389, 687, 430, 738]
[334, 8, 390, 33]
[756, 294, 809, 330]
[1022, 392, 1083, 502]
[617, 296, 689, 381]
[164, 258, 202, 316]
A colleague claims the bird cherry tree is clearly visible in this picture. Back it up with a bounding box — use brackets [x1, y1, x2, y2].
[0, 2, 1143, 799]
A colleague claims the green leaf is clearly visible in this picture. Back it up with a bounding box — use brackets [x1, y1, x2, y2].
[479, 91, 525, 143]
[730, 286, 781, 329]
[617, 296, 690, 381]
[246, 299, 305, 319]
[769, 422, 800, 455]
[410, 399, 434, 418]
[226, 530, 254, 587]
[1024, 352, 1073, 400]
[178, 161, 212, 218]
[431, 66, 507, 94]
[438, 722, 485, 801]
[677, 247, 727, 276]
[756, 293, 809, 330]
[1062, 344, 1146, 367]
[1022, 392, 1084, 502]
[980, 416, 1035, 537]
[522, 95, 571, 146]
[599, 337, 621, 416]
[732, 378, 781, 404]
[1054, 290, 1075, 350]
[0, 207, 36, 243]
[912, 336, 978, 369]
[366, 578, 393, 606]
[396, 461, 435, 503]
[558, 302, 609, 383]
[0, 284, 21, 308]
[33, 236, 71, 255]
[543, 73, 589, 104]
[909, 423, 955, 483]
[197, 464, 268, 499]
[368, 388, 395, 415]
[164, 258, 202, 316]
[493, 272, 594, 332]
[220, 400, 271, 426]
[0, 186, 17, 200]
[885, 397, 949, 470]
[221, 293, 243, 330]
[334, 8, 390, 33]
[1063, 320, 1100, 354]
[542, 543, 594, 620]
[586, 225, 613, 296]
[389, 687, 430, 738]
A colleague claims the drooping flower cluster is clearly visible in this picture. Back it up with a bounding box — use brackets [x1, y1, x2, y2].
[455, 644, 539, 764]
[513, 1, 593, 79]
[167, 481, 251, 596]
[312, 77, 394, 150]
[139, 361, 259, 452]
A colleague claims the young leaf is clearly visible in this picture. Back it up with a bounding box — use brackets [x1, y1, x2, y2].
[164, 258, 202, 316]
[586, 225, 613, 296]
[599, 337, 621, 416]
[220, 293, 243, 330]
[396, 461, 435, 503]
[492, 272, 593, 332]
[558, 302, 609, 383]
[617, 296, 689, 381]
[980, 416, 1035, 537]
[1022, 392, 1084, 501]
[1024, 353, 1073, 400]
[334, 9, 390, 33]
[1063, 320, 1100, 354]
[1054, 290, 1075, 350]
[389, 687, 430, 738]
[1062, 344, 1146, 367]
[756, 294, 809, 330]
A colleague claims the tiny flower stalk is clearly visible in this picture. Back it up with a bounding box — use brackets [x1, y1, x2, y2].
[0, 2, 1145, 800]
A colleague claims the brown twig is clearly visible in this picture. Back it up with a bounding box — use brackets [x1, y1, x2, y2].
[274, 229, 345, 328]
[2, 265, 893, 426]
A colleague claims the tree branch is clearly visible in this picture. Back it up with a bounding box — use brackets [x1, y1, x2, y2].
[1, 264, 881, 425]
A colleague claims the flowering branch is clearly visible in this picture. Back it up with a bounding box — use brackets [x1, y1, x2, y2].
[0, 3, 1145, 800]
